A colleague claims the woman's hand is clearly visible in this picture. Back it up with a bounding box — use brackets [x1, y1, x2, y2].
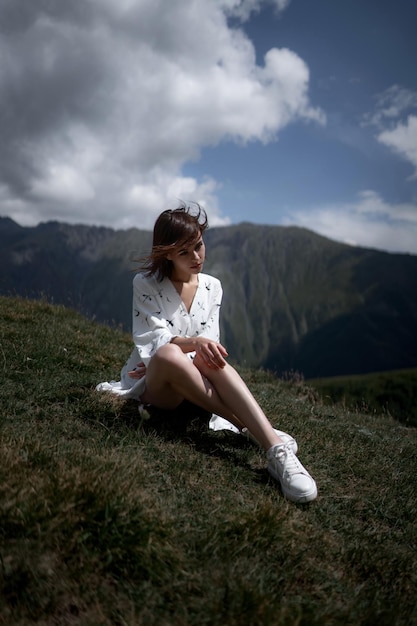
[170, 335, 228, 369]
[193, 337, 228, 370]
[128, 362, 147, 379]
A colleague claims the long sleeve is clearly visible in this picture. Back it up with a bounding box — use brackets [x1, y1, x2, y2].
[132, 273, 175, 365]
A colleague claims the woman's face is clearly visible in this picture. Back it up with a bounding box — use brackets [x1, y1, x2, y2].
[168, 236, 205, 279]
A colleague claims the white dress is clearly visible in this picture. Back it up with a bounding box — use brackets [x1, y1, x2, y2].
[96, 271, 238, 432]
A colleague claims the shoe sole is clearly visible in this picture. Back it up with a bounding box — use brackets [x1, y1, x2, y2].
[267, 466, 318, 503]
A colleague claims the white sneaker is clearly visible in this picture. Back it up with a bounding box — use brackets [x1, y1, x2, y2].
[267, 445, 317, 503]
[242, 427, 298, 455]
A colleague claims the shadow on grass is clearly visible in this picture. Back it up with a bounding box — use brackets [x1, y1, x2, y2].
[92, 394, 270, 483]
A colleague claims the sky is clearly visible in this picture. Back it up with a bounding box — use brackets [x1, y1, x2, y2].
[1, 0, 417, 254]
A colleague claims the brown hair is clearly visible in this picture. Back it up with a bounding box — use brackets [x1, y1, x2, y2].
[141, 203, 208, 280]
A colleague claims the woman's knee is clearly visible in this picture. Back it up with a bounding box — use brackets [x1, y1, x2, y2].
[194, 353, 233, 378]
[151, 342, 188, 370]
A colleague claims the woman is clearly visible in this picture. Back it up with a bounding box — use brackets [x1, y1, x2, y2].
[97, 205, 317, 503]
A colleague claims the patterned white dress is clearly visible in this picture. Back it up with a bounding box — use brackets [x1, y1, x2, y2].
[97, 271, 223, 400]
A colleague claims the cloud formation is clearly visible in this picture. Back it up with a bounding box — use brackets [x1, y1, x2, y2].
[312, 85, 417, 252]
[224, 0, 290, 21]
[0, 0, 322, 230]
[378, 116, 417, 177]
[364, 85, 417, 176]
[287, 190, 417, 255]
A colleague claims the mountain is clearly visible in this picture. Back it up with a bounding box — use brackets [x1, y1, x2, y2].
[1, 216, 417, 378]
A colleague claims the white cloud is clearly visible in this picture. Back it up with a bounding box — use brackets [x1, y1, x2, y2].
[365, 85, 417, 128]
[126, 172, 229, 230]
[286, 190, 417, 255]
[31, 164, 96, 203]
[378, 115, 417, 177]
[0, 0, 322, 230]
[364, 85, 417, 176]
[222, 0, 290, 21]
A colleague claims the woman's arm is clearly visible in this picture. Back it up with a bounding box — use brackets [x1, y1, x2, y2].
[131, 274, 174, 364]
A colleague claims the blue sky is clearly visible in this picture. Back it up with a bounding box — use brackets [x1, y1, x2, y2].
[1, 0, 417, 253]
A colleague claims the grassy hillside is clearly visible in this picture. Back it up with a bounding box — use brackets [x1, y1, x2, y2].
[1, 296, 416, 625]
[309, 369, 417, 428]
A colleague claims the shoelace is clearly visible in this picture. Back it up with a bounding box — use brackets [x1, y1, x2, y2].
[272, 445, 306, 480]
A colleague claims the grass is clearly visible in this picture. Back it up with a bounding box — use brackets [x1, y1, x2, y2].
[308, 369, 417, 428]
[1, 295, 416, 625]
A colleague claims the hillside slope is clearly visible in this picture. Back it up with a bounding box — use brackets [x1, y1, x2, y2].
[0, 295, 416, 625]
[1, 216, 417, 377]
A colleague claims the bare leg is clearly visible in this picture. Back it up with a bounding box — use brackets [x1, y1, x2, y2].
[141, 343, 283, 451]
